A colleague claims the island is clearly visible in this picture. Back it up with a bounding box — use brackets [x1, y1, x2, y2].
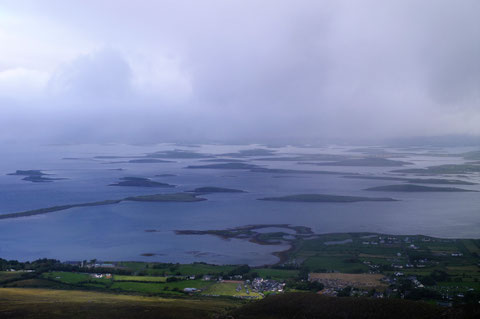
[145, 149, 213, 159]
[124, 193, 206, 202]
[7, 170, 65, 183]
[343, 175, 477, 185]
[8, 170, 46, 176]
[220, 148, 277, 157]
[0, 199, 122, 220]
[461, 150, 480, 160]
[128, 159, 174, 163]
[199, 158, 246, 162]
[308, 157, 412, 167]
[109, 177, 175, 188]
[255, 154, 348, 161]
[393, 163, 480, 174]
[0, 193, 206, 220]
[186, 163, 260, 169]
[365, 184, 478, 192]
[258, 194, 397, 202]
[189, 186, 246, 194]
[94, 155, 133, 159]
[250, 168, 351, 175]
[22, 176, 66, 182]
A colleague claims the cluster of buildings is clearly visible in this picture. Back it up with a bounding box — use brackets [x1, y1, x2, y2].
[91, 273, 112, 279]
[182, 277, 285, 297]
[361, 235, 439, 247]
[63, 261, 116, 268]
[250, 277, 285, 293]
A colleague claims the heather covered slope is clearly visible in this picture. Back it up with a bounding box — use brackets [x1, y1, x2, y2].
[2, 289, 478, 319]
[0, 288, 236, 319]
[227, 293, 477, 319]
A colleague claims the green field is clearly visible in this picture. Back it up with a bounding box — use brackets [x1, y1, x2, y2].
[283, 232, 480, 296]
[38, 271, 212, 296]
[254, 268, 299, 280]
[114, 275, 166, 282]
[111, 279, 210, 295]
[116, 262, 236, 276]
[42, 272, 93, 284]
[303, 256, 370, 273]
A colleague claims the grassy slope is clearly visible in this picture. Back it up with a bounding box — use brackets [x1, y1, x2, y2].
[0, 288, 236, 319]
[2, 289, 477, 319]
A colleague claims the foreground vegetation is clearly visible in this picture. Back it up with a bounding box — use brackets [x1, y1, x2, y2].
[0, 288, 478, 319]
[0, 288, 236, 319]
[1, 229, 479, 318]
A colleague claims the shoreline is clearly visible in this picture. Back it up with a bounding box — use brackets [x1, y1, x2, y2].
[3, 229, 478, 267]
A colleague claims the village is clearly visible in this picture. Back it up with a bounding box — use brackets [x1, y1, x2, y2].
[1, 231, 478, 306]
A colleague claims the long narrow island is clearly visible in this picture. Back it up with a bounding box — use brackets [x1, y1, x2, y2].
[258, 194, 397, 202]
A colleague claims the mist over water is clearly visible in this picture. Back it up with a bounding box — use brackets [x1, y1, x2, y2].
[0, 143, 479, 265]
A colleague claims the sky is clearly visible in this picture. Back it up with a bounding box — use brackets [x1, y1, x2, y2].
[0, 0, 479, 144]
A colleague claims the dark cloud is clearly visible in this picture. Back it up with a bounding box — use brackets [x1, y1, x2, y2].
[0, 0, 479, 143]
[48, 49, 133, 102]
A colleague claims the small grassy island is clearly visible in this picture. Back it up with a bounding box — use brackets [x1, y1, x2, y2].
[258, 194, 397, 202]
[145, 149, 213, 159]
[190, 187, 246, 194]
[393, 163, 480, 174]
[255, 154, 348, 162]
[7, 170, 65, 183]
[125, 193, 206, 202]
[186, 163, 260, 169]
[200, 158, 246, 163]
[109, 177, 175, 188]
[365, 184, 477, 192]
[310, 157, 412, 167]
[8, 170, 46, 177]
[343, 175, 477, 185]
[220, 148, 277, 157]
[250, 168, 348, 175]
[128, 159, 173, 163]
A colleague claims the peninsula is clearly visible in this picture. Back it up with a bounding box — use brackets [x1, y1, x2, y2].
[0, 193, 206, 220]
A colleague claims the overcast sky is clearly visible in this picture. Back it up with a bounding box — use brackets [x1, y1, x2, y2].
[0, 0, 479, 143]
